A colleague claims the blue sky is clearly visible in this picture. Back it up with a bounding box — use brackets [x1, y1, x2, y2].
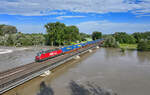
[0, 0, 150, 34]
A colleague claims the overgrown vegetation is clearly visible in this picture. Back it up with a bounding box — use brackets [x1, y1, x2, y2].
[103, 36, 119, 48]
[92, 31, 102, 40]
[0, 24, 17, 35]
[80, 33, 91, 41]
[1, 22, 150, 51]
[0, 22, 92, 47]
[137, 40, 150, 51]
[103, 32, 150, 51]
[0, 24, 45, 46]
[113, 32, 136, 44]
[45, 22, 81, 46]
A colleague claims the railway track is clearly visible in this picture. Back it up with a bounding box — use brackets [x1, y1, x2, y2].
[0, 45, 99, 94]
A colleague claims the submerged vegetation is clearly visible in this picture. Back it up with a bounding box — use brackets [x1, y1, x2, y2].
[103, 32, 150, 51]
[103, 36, 119, 48]
[137, 40, 150, 51]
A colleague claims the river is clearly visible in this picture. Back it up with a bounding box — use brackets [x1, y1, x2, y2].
[0, 46, 54, 72]
[2, 48, 150, 95]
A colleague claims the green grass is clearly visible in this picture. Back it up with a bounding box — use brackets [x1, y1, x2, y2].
[119, 44, 137, 50]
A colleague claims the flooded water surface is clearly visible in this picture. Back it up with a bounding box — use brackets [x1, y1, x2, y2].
[2, 48, 150, 95]
[0, 46, 53, 72]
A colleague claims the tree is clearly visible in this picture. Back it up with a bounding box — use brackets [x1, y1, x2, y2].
[31, 34, 45, 46]
[45, 22, 80, 46]
[0, 36, 4, 45]
[0, 24, 6, 35]
[0, 24, 45, 46]
[113, 32, 136, 44]
[133, 32, 150, 43]
[45, 22, 66, 46]
[137, 40, 150, 51]
[0, 25, 17, 35]
[103, 36, 119, 48]
[44, 34, 51, 45]
[132, 32, 142, 43]
[92, 31, 102, 40]
[64, 25, 80, 44]
[80, 33, 91, 41]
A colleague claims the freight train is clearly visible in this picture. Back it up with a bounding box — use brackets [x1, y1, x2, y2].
[35, 39, 103, 62]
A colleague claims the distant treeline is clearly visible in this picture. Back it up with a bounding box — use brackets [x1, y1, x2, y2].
[103, 32, 150, 51]
[0, 24, 45, 46]
[0, 23, 92, 46]
[1, 22, 149, 51]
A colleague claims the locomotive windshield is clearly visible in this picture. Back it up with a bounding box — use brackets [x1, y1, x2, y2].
[37, 51, 44, 56]
[37, 52, 41, 56]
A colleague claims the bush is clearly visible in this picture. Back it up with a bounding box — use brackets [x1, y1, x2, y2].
[113, 32, 136, 44]
[92, 31, 102, 40]
[103, 36, 119, 48]
[137, 40, 150, 51]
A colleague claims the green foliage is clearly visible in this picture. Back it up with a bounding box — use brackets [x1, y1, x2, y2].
[137, 40, 150, 51]
[92, 31, 102, 40]
[80, 33, 91, 41]
[133, 32, 150, 43]
[0, 33, 45, 46]
[103, 36, 119, 48]
[113, 32, 136, 44]
[0, 24, 5, 35]
[45, 22, 80, 46]
[45, 22, 66, 46]
[64, 25, 80, 44]
[0, 24, 17, 36]
[120, 48, 125, 52]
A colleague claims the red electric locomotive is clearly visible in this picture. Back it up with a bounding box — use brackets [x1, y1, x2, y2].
[35, 48, 63, 62]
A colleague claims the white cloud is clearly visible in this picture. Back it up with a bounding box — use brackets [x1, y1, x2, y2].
[56, 16, 86, 20]
[49, 12, 66, 15]
[0, 0, 150, 16]
[77, 21, 150, 34]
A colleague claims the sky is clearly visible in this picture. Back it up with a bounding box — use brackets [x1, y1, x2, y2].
[0, 0, 150, 34]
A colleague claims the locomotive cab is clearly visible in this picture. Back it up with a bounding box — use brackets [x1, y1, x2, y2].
[35, 51, 43, 62]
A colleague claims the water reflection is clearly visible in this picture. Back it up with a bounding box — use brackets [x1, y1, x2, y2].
[37, 80, 117, 95]
[104, 48, 121, 59]
[37, 82, 54, 95]
[70, 80, 117, 95]
[69, 80, 90, 95]
[137, 51, 150, 64]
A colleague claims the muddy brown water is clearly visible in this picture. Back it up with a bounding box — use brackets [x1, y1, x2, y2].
[2, 48, 150, 95]
[0, 46, 55, 72]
